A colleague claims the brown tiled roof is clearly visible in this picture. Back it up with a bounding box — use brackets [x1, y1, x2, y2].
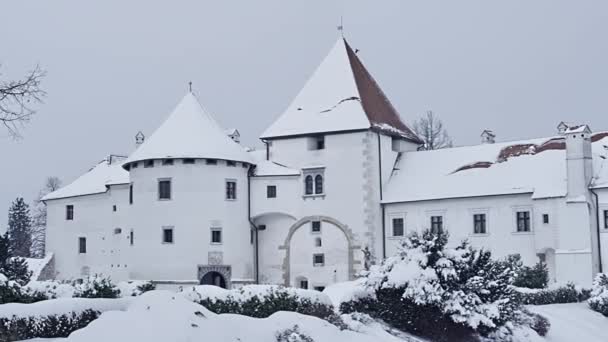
[344, 39, 422, 143]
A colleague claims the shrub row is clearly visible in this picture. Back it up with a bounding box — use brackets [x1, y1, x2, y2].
[0, 310, 100, 342]
[588, 273, 608, 316]
[514, 283, 591, 305]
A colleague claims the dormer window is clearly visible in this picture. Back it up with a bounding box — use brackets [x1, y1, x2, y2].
[183, 158, 195, 164]
[162, 159, 174, 166]
[144, 160, 154, 168]
[206, 159, 217, 165]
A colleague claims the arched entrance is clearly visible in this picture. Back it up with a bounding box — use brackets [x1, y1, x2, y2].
[200, 271, 227, 288]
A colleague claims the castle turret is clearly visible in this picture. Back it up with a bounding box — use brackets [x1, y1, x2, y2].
[564, 124, 593, 200]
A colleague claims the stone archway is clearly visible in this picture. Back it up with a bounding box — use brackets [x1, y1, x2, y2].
[200, 271, 227, 288]
[279, 216, 360, 286]
[198, 265, 232, 288]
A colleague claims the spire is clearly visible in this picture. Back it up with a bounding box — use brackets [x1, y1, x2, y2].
[124, 92, 251, 168]
[261, 38, 421, 143]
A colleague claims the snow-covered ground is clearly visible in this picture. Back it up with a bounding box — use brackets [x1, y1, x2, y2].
[527, 303, 608, 342]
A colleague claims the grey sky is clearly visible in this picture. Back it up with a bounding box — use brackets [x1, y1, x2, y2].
[1, 0, 607, 225]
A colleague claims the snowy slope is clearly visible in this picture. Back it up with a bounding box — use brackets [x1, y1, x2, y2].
[527, 303, 608, 342]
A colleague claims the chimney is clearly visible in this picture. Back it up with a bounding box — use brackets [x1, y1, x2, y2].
[135, 131, 145, 148]
[481, 130, 496, 144]
[564, 124, 593, 199]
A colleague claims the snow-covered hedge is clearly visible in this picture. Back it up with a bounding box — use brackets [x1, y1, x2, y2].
[0, 273, 46, 304]
[73, 274, 120, 298]
[117, 280, 156, 297]
[341, 230, 545, 342]
[588, 273, 608, 316]
[181, 285, 335, 321]
[514, 283, 590, 305]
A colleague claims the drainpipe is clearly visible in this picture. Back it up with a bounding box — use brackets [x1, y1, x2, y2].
[265, 140, 270, 161]
[247, 165, 260, 283]
[590, 188, 603, 273]
[377, 133, 386, 259]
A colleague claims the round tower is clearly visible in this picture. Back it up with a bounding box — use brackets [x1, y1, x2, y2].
[122, 92, 253, 288]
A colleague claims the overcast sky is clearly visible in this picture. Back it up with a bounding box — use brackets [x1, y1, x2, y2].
[1, 0, 607, 225]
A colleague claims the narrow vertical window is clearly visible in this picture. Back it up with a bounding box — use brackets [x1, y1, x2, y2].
[66, 205, 74, 220]
[129, 184, 133, 205]
[314, 175, 323, 194]
[78, 237, 86, 253]
[603, 210, 608, 229]
[162, 227, 174, 243]
[473, 214, 486, 234]
[313, 253, 325, 266]
[305, 175, 313, 195]
[431, 216, 443, 234]
[300, 279, 309, 289]
[129, 230, 134, 246]
[542, 214, 549, 224]
[392, 217, 404, 236]
[516, 211, 531, 232]
[112, 205, 117, 212]
[315, 237, 322, 247]
[226, 180, 237, 200]
[211, 228, 222, 244]
[158, 179, 172, 200]
[315, 136, 325, 150]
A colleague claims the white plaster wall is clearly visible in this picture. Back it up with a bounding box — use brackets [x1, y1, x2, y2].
[126, 159, 253, 283]
[254, 213, 296, 284]
[596, 188, 608, 276]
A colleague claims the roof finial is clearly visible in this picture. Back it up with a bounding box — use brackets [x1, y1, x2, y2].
[188, 81, 193, 93]
[337, 16, 344, 37]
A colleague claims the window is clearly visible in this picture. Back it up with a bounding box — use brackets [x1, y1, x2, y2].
[516, 211, 531, 232]
[158, 179, 172, 200]
[392, 217, 404, 236]
[300, 279, 309, 289]
[78, 237, 86, 254]
[473, 214, 486, 234]
[162, 159, 174, 166]
[113, 228, 122, 234]
[315, 237, 322, 247]
[131, 162, 138, 169]
[604, 210, 608, 229]
[129, 184, 133, 204]
[226, 180, 237, 200]
[66, 205, 74, 220]
[144, 160, 154, 168]
[313, 286, 325, 292]
[112, 205, 117, 212]
[162, 227, 174, 244]
[543, 214, 550, 224]
[227, 160, 237, 167]
[257, 224, 267, 230]
[313, 253, 325, 266]
[129, 230, 134, 246]
[303, 168, 325, 196]
[183, 158, 195, 164]
[211, 228, 222, 244]
[431, 216, 443, 234]
[267, 185, 277, 198]
[305, 175, 313, 195]
[206, 159, 217, 165]
[311, 221, 321, 233]
[308, 136, 325, 150]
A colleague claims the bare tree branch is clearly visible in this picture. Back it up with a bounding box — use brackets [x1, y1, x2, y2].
[413, 110, 453, 150]
[31, 176, 61, 258]
[0, 64, 46, 138]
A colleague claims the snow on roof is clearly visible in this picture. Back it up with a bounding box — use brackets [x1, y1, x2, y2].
[125, 92, 252, 167]
[261, 38, 421, 143]
[248, 149, 300, 177]
[383, 132, 608, 203]
[42, 157, 130, 201]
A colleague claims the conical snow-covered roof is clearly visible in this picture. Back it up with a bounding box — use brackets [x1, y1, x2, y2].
[124, 92, 252, 168]
[261, 38, 421, 143]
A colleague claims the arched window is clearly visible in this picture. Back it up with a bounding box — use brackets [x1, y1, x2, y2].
[305, 175, 314, 195]
[314, 175, 323, 194]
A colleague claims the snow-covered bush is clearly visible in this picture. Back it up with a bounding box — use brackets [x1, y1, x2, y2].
[22, 280, 76, 299]
[514, 283, 590, 305]
[73, 274, 120, 298]
[0, 273, 47, 304]
[504, 254, 548, 289]
[117, 280, 156, 297]
[0, 309, 100, 341]
[341, 230, 539, 342]
[275, 325, 315, 342]
[588, 273, 608, 316]
[181, 285, 335, 321]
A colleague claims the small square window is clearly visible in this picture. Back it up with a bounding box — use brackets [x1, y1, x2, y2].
[267, 185, 277, 198]
[144, 160, 154, 168]
[543, 214, 550, 224]
[158, 179, 172, 200]
[300, 280, 309, 289]
[183, 158, 195, 164]
[308, 136, 325, 150]
[227, 160, 237, 167]
[162, 159, 174, 166]
[313, 253, 325, 266]
[211, 228, 222, 244]
[257, 224, 267, 231]
[78, 237, 86, 254]
[162, 228, 174, 244]
[311, 221, 321, 233]
[206, 159, 218, 165]
[392, 217, 404, 236]
[226, 180, 237, 200]
[66, 205, 74, 220]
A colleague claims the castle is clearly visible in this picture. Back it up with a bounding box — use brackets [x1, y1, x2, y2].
[43, 37, 608, 288]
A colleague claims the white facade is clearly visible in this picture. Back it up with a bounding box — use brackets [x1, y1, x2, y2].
[43, 37, 608, 289]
